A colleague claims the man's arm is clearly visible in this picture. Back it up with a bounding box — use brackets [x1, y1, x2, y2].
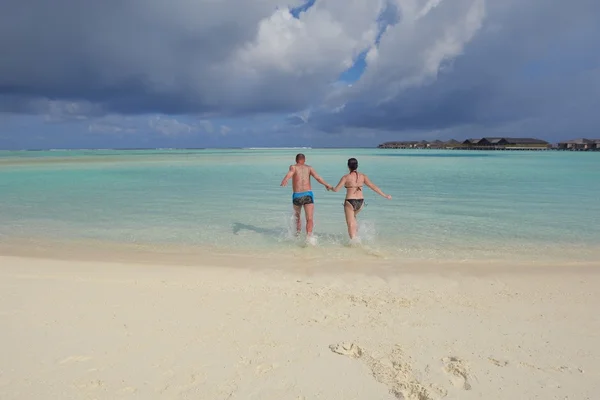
[280, 165, 295, 186]
[331, 176, 346, 192]
[364, 174, 392, 199]
[310, 167, 332, 190]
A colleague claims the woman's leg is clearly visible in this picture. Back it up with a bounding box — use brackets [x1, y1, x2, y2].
[344, 201, 358, 239]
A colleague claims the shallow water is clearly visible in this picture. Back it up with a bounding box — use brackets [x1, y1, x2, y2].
[1, 148, 599, 262]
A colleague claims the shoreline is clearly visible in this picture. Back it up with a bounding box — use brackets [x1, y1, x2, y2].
[1, 235, 599, 275]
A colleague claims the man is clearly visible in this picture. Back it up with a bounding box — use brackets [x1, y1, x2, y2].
[280, 153, 332, 240]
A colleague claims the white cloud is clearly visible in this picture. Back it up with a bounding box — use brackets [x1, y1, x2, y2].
[148, 116, 198, 136]
[15, 99, 103, 122]
[323, 0, 486, 110]
[0, 0, 386, 114]
[197, 120, 214, 134]
[87, 115, 139, 134]
[219, 125, 232, 135]
[3, 0, 598, 145]
[1, 0, 484, 118]
[88, 122, 137, 134]
[232, 1, 382, 75]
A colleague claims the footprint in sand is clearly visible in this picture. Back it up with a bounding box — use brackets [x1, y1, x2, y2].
[330, 342, 446, 400]
[329, 342, 363, 358]
[442, 356, 472, 390]
[256, 363, 279, 375]
[488, 357, 509, 367]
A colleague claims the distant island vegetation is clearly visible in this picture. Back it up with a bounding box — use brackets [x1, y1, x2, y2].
[377, 137, 600, 151]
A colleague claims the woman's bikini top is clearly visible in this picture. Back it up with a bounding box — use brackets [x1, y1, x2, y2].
[344, 170, 363, 192]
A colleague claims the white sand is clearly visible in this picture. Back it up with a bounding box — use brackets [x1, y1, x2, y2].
[1, 255, 599, 400]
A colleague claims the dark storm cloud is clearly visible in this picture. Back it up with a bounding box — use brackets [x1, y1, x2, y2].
[2, 0, 598, 143]
[0, 0, 328, 115]
[311, 0, 600, 139]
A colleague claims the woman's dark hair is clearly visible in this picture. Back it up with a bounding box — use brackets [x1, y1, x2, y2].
[347, 158, 358, 172]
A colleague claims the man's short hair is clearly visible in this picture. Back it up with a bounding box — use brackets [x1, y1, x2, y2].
[295, 153, 305, 162]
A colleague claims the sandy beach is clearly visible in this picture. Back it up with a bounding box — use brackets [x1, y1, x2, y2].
[1, 253, 599, 400]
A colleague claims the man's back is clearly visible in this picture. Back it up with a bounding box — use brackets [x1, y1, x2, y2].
[280, 153, 330, 194]
[280, 154, 332, 239]
[291, 164, 312, 193]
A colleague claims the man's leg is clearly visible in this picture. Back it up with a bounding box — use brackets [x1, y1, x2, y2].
[293, 205, 302, 235]
[304, 204, 314, 236]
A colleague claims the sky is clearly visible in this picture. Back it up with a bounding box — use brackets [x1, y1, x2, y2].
[1, 0, 599, 149]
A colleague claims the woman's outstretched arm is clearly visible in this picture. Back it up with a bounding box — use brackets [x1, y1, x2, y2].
[364, 174, 392, 199]
[331, 176, 346, 192]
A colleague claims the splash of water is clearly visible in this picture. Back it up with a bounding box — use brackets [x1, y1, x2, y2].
[279, 210, 379, 249]
[279, 211, 314, 246]
[306, 235, 318, 246]
[356, 219, 377, 244]
[280, 209, 326, 247]
[348, 237, 362, 247]
[283, 211, 299, 241]
[342, 218, 385, 257]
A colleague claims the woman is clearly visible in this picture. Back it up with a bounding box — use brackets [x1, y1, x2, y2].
[331, 158, 392, 241]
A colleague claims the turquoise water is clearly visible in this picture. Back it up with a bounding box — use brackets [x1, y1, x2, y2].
[0, 149, 599, 262]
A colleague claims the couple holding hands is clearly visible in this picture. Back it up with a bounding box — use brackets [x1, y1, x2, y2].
[280, 153, 392, 242]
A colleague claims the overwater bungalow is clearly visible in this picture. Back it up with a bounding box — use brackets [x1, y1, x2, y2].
[378, 139, 464, 149]
[462, 137, 550, 150]
[427, 140, 445, 149]
[377, 141, 419, 149]
[557, 138, 599, 151]
[443, 139, 462, 149]
[378, 137, 552, 150]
